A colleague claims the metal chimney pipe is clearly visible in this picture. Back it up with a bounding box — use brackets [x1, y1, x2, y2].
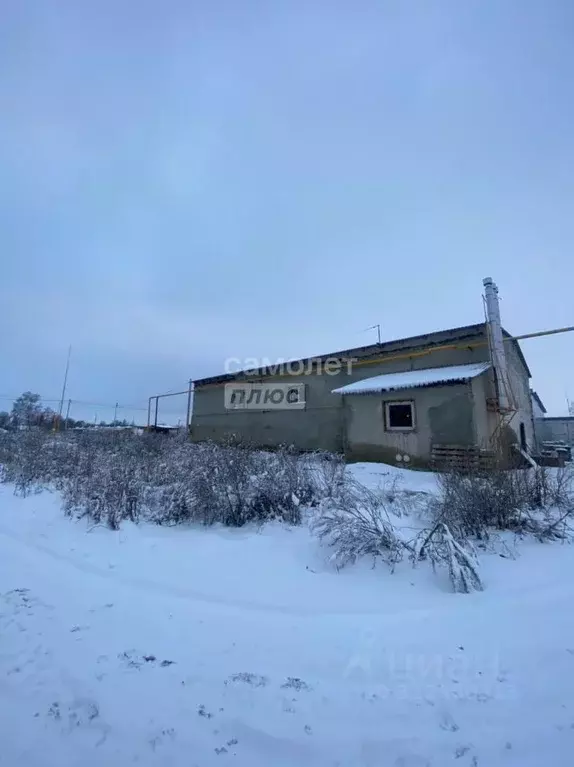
[483, 277, 511, 411]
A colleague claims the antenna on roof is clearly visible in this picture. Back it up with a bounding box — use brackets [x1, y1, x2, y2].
[365, 324, 382, 344]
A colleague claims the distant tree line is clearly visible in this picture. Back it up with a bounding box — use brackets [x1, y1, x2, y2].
[0, 392, 132, 432]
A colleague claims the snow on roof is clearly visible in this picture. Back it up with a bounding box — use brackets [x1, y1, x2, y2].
[332, 362, 491, 396]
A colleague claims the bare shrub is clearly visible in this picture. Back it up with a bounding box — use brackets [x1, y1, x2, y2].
[308, 452, 347, 501]
[0, 429, 49, 496]
[431, 470, 521, 538]
[540, 464, 574, 509]
[311, 480, 404, 569]
[1, 429, 333, 530]
[310, 474, 483, 593]
[59, 434, 149, 529]
[0, 430, 15, 478]
[181, 443, 307, 527]
[413, 522, 483, 593]
[431, 465, 574, 542]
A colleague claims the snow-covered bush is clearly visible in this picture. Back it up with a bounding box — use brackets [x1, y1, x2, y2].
[0, 428, 50, 496]
[311, 479, 405, 569]
[431, 466, 574, 541]
[309, 452, 348, 501]
[61, 446, 144, 530]
[309, 476, 483, 593]
[152, 442, 316, 527]
[0, 429, 343, 529]
[412, 522, 483, 593]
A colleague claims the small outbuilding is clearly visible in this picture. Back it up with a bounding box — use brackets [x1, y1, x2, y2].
[331, 362, 495, 467]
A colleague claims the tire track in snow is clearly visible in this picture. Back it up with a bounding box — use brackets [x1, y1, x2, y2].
[0, 521, 571, 622]
[0, 522, 433, 619]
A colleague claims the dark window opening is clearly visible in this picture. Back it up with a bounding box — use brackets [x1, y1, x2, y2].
[385, 401, 415, 430]
[520, 422, 527, 450]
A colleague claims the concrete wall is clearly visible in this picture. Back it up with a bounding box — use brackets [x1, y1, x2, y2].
[535, 418, 574, 447]
[466, 339, 534, 454]
[191, 339, 491, 452]
[532, 396, 546, 420]
[469, 373, 493, 448]
[343, 382, 476, 466]
[191, 370, 347, 451]
[504, 341, 535, 450]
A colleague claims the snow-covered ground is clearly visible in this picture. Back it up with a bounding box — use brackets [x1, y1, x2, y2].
[2, 463, 574, 766]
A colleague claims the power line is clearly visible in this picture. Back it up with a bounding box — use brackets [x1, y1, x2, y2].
[0, 395, 150, 411]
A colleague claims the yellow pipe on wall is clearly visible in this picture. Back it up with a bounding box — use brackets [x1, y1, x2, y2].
[195, 325, 574, 389]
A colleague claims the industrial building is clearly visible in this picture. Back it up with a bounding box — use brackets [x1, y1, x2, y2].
[530, 391, 574, 462]
[536, 417, 574, 447]
[191, 279, 536, 469]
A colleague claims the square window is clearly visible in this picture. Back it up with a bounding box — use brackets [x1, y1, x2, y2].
[384, 401, 415, 431]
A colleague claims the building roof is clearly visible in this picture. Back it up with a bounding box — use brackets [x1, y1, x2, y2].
[530, 390, 547, 414]
[331, 362, 491, 396]
[539, 416, 574, 422]
[193, 322, 530, 386]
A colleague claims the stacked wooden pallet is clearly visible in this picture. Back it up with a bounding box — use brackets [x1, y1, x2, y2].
[431, 444, 495, 473]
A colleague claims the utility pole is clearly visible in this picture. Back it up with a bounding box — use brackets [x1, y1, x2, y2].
[55, 345, 72, 432]
[114, 401, 118, 423]
[65, 399, 71, 429]
[154, 397, 159, 428]
[186, 379, 193, 433]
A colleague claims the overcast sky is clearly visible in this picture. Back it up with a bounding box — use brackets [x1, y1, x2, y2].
[1, 0, 573, 423]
